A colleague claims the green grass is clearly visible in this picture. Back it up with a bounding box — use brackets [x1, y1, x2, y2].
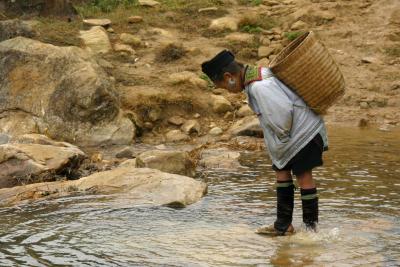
[238, 15, 278, 34]
[384, 46, 400, 58]
[238, 0, 263, 6]
[284, 31, 305, 41]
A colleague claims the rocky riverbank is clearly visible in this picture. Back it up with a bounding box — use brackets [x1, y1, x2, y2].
[0, 0, 399, 206]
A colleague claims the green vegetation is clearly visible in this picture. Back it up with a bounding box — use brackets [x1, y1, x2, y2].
[199, 73, 215, 90]
[284, 31, 305, 41]
[238, 15, 277, 34]
[384, 46, 400, 58]
[238, 0, 263, 6]
[34, 17, 83, 46]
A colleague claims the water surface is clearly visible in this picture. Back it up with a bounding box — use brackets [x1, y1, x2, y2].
[0, 127, 399, 266]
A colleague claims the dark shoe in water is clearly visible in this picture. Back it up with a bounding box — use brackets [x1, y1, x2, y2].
[256, 224, 295, 236]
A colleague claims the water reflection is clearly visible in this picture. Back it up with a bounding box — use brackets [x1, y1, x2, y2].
[0, 127, 399, 266]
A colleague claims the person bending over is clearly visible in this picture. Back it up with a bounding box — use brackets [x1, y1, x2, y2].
[201, 50, 328, 236]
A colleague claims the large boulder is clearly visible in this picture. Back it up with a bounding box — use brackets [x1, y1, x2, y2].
[0, 142, 86, 188]
[0, 167, 207, 208]
[136, 150, 195, 177]
[0, 37, 135, 146]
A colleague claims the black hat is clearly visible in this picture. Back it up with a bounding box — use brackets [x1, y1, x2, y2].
[201, 50, 235, 80]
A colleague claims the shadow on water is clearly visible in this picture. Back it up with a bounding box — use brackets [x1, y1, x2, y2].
[0, 127, 399, 266]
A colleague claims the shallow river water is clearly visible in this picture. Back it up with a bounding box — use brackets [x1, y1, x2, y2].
[0, 127, 399, 266]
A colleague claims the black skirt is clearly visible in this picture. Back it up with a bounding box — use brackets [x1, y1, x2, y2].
[272, 133, 325, 176]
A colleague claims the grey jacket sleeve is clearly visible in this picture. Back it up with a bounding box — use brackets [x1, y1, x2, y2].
[249, 79, 294, 143]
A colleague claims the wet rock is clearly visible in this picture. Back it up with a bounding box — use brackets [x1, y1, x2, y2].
[168, 116, 185, 126]
[136, 150, 195, 177]
[80, 26, 112, 54]
[228, 116, 263, 137]
[0, 167, 207, 208]
[0, 143, 86, 189]
[199, 148, 242, 169]
[225, 32, 254, 43]
[290, 20, 308, 30]
[209, 127, 223, 136]
[168, 71, 208, 89]
[139, 0, 160, 7]
[128, 16, 143, 23]
[209, 17, 239, 31]
[165, 130, 190, 142]
[0, 134, 10, 145]
[181, 120, 200, 135]
[237, 105, 254, 117]
[114, 43, 136, 54]
[0, 19, 36, 42]
[0, 37, 135, 146]
[83, 19, 111, 27]
[120, 33, 142, 47]
[258, 46, 275, 58]
[115, 147, 135, 159]
[211, 95, 233, 114]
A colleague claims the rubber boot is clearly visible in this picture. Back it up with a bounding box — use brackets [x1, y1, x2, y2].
[301, 188, 318, 231]
[273, 180, 295, 234]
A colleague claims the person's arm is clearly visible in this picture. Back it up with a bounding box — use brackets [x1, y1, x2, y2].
[249, 81, 294, 143]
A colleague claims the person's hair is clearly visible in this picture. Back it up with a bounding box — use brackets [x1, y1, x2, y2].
[211, 61, 244, 82]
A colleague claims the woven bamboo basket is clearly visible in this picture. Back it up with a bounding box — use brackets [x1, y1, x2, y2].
[269, 31, 345, 114]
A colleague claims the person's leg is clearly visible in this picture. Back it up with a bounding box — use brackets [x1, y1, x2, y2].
[274, 170, 295, 234]
[296, 170, 318, 231]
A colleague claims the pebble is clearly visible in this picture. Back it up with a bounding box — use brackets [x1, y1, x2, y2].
[198, 7, 218, 13]
[168, 116, 185, 126]
[139, 0, 160, 7]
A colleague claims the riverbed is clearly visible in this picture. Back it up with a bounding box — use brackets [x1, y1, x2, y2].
[0, 127, 399, 266]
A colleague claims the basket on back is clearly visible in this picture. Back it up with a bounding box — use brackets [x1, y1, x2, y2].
[269, 31, 345, 114]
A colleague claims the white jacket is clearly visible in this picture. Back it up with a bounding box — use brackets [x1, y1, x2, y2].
[244, 67, 328, 168]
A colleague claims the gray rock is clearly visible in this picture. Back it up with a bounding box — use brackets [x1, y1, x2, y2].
[199, 148, 242, 169]
[0, 167, 207, 208]
[136, 150, 195, 177]
[0, 37, 135, 147]
[168, 116, 185, 126]
[0, 143, 86, 189]
[258, 46, 275, 58]
[181, 120, 200, 135]
[237, 105, 254, 117]
[80, 26, 112, 54]
[209, 127, 223, 136]
[119, 159, 137, 168]
[116, 146, 135, 159]
[211, 95, 233, 114]
[165, 130, 190, 142]
[209, 17, 238, 31]
[228, 116, 263, 137]
[120, 33, 142, 47]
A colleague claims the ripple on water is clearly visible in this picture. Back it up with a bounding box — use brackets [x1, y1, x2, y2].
[0, 127, 399, 266]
